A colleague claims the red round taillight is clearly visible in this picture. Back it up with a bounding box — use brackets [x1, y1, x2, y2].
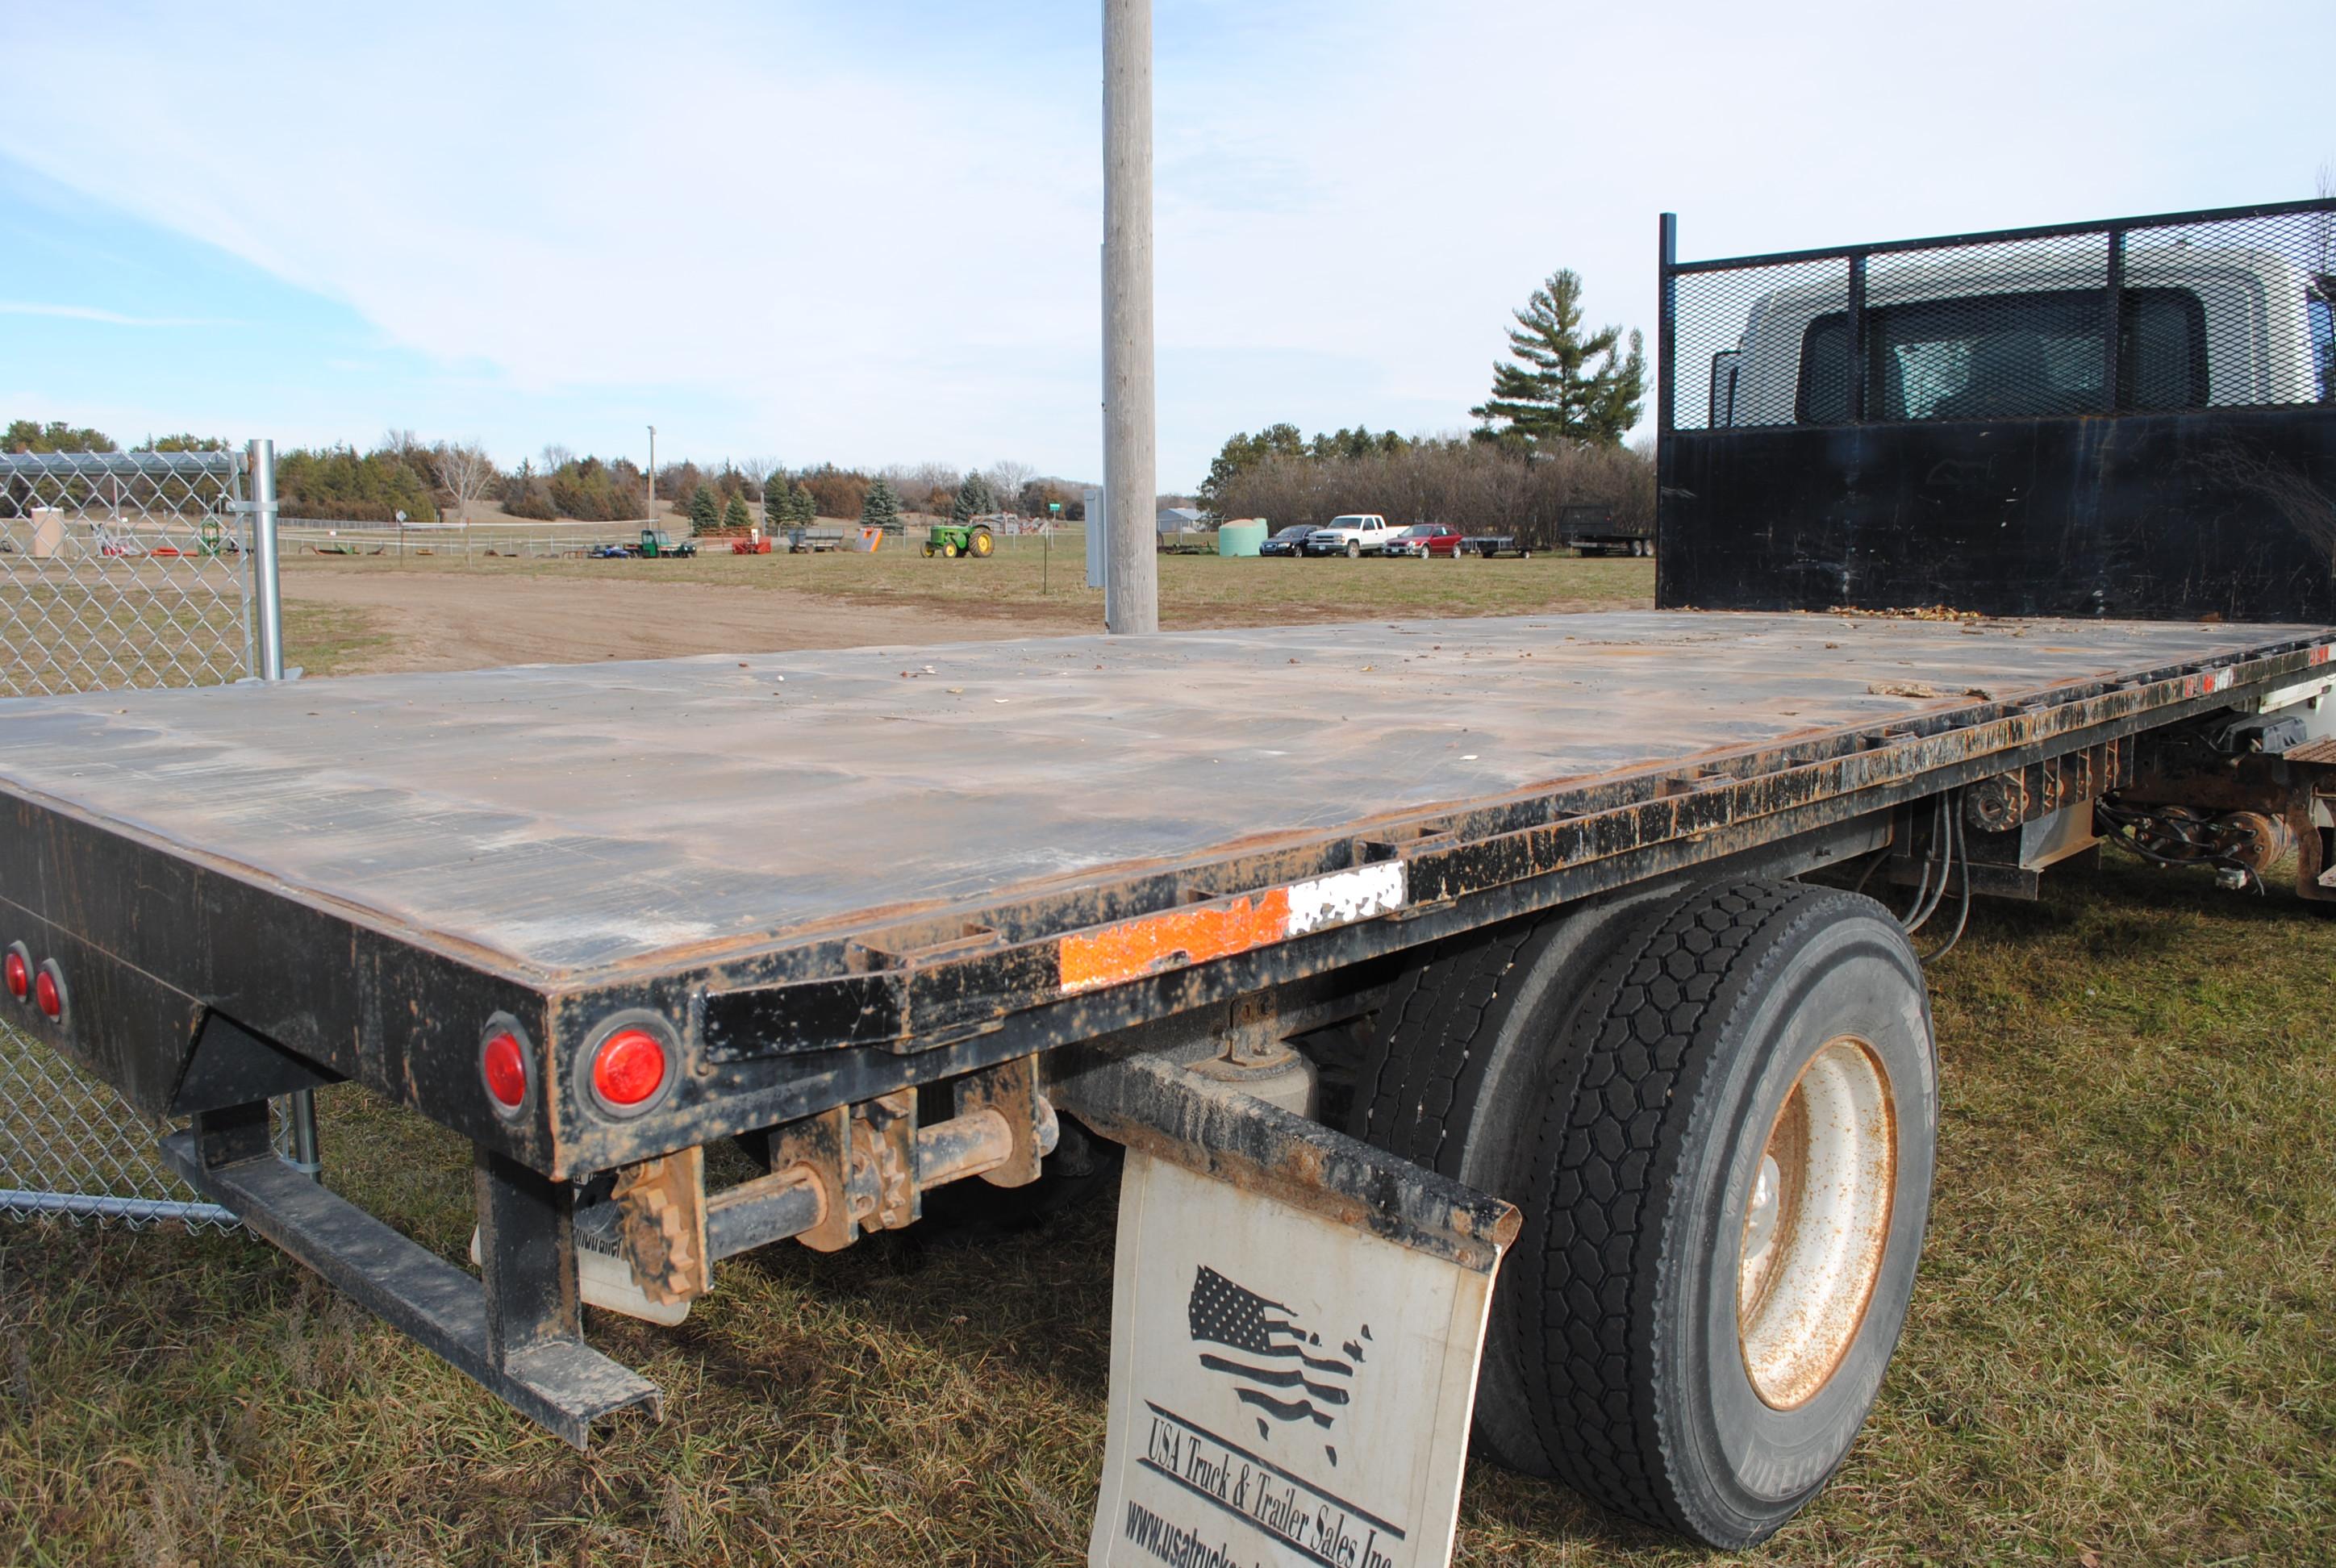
[481, 1031, 528, 1111]
[591, 1028, 670, 1110]
[34, 968, 62, 1020]
[2, 950, 27, 1003]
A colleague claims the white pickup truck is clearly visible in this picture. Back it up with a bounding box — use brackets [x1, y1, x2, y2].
[1302, 512, 1399, 557]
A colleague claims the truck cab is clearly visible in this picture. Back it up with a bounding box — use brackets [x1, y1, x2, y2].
[1661, 200, 2336, 623]
[1303, 513, 1396, 556]
[1707, 244, 2334, 429]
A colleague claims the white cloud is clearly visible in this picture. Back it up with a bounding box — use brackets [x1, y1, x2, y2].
[0, 301, 232, 327]
[2, 0, 2330, 484]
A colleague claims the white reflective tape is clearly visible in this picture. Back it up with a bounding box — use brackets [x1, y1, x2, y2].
[1284, 861, 1407, 936]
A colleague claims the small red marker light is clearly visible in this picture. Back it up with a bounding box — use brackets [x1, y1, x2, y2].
[2, 951, 27, 1003]
[34, 968, 61, 1020]
[481, 1031, 528, 1111]
[592, 1028, 669, 1108]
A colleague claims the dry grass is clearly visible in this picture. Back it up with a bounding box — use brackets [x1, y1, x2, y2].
[0, 853, 2328, 1566]
[280, 600, 394, 679]
[278, 538, 1657, 636]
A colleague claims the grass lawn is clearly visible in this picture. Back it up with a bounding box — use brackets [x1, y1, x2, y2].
[280, 601, 394, 680]
[0, 851, 2327, 1566]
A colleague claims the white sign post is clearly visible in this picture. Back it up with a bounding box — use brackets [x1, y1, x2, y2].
[1090, 1152, 1502, 1568]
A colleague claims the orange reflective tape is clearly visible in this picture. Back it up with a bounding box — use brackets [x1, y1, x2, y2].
[1058, 890, 1292, 995]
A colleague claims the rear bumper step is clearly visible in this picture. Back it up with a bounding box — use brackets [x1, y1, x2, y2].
[160, 1131, 661, 1448]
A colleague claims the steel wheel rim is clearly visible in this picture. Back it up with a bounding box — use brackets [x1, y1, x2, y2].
[1737, 1035, 1896, 1409]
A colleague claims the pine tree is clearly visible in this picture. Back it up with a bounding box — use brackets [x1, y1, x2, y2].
[1470, 270, 1645, 446]
[687, 486, 721, 534]
[766, 479, 793, 532]
[860, 475, 903, 531]
[950, 473, 995, 523]
[723, 494, 753, 532]
[780, 483, 812, 525]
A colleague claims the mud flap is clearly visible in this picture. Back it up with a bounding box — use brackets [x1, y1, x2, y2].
[1055, 1053, 1520, 1568]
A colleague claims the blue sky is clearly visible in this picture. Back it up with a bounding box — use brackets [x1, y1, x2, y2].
[3, 0, 2331, 487]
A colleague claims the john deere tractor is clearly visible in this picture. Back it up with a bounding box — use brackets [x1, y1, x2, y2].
[923, 521, 995, 559]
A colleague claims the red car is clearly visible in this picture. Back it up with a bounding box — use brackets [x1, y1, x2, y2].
[1387, 523, 1463, 558]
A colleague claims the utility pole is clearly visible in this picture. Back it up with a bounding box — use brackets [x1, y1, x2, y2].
[247, 438, 319, 1180]
[646, 425, 657, 523]
[1102, 0, 1158, 633]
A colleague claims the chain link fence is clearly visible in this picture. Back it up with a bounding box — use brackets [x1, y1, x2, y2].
[1, 446, 267, 1228]
[1666, 198, 2336, 432]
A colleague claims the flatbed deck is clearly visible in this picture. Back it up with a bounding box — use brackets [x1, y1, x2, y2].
[4, 610, 2317, 975]
[3, 610, 2330, 1174]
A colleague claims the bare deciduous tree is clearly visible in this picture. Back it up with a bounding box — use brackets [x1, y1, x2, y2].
[434, 440, 498, 527]
[983, 459, 1035, 513]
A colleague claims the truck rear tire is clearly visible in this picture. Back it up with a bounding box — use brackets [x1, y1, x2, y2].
[1502, 881, 1934, 1546]
[1354, 881, 1935, 1548]
[1347, 892, 1673, 1471]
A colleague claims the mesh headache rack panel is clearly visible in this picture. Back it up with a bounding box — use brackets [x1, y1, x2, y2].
[1666, 199, 2336, 433]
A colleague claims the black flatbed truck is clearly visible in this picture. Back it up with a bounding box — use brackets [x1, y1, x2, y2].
[4, 198, 2334, 1553]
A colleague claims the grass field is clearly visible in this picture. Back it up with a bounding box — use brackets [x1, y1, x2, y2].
[0, 853, 2327, 1567]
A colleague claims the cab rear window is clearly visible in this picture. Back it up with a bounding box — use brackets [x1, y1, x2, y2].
[1798, 287, 2206, 423]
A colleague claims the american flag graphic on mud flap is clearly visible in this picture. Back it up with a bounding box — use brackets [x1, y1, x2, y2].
[1187, 1266, 1371, 1465]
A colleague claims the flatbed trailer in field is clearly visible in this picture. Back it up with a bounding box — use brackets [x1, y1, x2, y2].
[6, 198, 2335, 1561]
[4, 608, 2334, 1534]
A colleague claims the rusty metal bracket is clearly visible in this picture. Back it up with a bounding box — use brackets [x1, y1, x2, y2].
[767, 1103, 855, 1252]
[716, 1066, 1059, 1254]
[1051, 1049, 1519, 1274]
[1965, 738, 2130, 832]
[861, 1087, 919, 1232]
[611, 1146, 709, 1307]
[948, 1053, 1058, 1189]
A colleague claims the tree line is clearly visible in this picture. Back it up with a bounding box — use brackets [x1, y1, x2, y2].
[1208, 436, 1651, 548]
[6, 421, 1094, 531]
[1197, 265, 1652, 549]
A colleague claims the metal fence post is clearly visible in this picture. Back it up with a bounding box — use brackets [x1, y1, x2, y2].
[247, 440, 320, 1180]
[249, 440, 285, 682]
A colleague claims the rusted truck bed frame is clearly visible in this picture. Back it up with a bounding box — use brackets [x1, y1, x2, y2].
[4, 609, 2332, 1439]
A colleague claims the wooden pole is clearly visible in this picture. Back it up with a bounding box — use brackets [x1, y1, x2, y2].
[1102, 0, 1158, 633]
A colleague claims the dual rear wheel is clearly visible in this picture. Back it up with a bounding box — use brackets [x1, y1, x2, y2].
[1350, 879, 1935, 1547]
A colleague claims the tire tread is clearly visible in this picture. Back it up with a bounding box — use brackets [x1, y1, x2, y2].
[1516, 878, 1829, 1533]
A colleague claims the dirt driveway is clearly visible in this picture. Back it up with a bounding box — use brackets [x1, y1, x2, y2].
[281, 567, 1066, 676]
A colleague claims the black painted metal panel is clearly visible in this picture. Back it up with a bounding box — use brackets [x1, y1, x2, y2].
[1658, 407, 2336, 620]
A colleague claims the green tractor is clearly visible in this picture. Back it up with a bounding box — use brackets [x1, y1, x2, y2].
[923, 521, 995, 560]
